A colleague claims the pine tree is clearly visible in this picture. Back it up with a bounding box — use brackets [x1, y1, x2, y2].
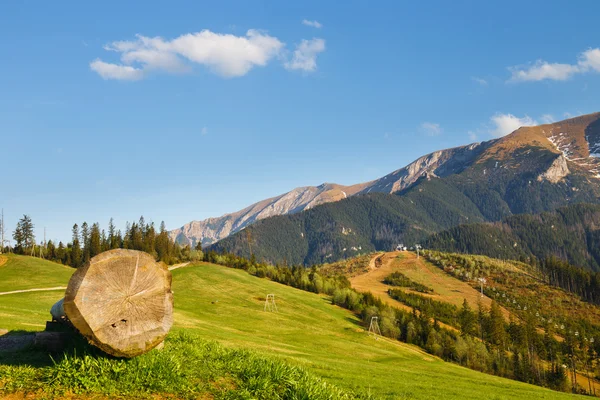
[123, 222, 131, 249]
[89, 223, 101, 258]
[489, 301, 506, 349]
[81, 222, 90, 263]
[57, 241, 66, 264]
[101, 229, 108, 251]
[108, 218, 119, 249]
[47, 240, 56, 260]
[156, 221, 170, 263]
[12, 215, 35, 254]
[144, 222, 156, 255]
[131, 222, 143, 250]
[459, 299, 476, 337]
[71, 224, 82, 267]
[139, 216, 146, 239]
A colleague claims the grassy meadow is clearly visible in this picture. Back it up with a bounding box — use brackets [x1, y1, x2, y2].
[0, 254, 585, 399]
[0, 253, 72, 292]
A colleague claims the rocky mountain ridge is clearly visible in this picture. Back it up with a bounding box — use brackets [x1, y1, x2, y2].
[173, 112, 600, 248]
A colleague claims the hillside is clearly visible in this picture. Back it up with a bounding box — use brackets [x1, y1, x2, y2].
[0, 254, 75, 331]
[0, 253, 73, 293]
[339, 251, 600, 333]
[335, 250, 600, 393]
[0, 255, 585, 399]
[210, 179, 489, 265]
[425, 203, 600, 271]
[348, 252, 503, 313]
[210, 114, 600, 265]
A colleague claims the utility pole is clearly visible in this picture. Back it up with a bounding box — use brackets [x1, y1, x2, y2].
[477, 277, 487, 297]
[40, 227, 46, 259]
[245, 229, 253, 257]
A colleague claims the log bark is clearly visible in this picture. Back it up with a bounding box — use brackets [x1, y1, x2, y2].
[63, 249, 173, 358]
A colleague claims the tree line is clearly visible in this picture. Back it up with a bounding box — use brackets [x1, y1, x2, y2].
[538, 256, 600, 306]
[8, 214, 199, 267]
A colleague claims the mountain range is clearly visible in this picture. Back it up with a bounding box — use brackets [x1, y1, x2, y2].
[171, 136, 495, 247]
[175, 112, 600, 266]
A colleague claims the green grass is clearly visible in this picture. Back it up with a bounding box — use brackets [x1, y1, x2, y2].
[0, 254, 74, 331]
[1, 333, 353, 399]
[0, 257, 586, 399]
[0, 253, 73, 292]
[0, 290, 67, 331]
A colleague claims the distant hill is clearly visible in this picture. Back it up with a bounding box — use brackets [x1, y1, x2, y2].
[210, 113, 600, 265]
[425, 203, 600, 271]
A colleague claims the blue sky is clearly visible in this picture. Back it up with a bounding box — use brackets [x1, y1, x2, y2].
[2, 0, 600, 243]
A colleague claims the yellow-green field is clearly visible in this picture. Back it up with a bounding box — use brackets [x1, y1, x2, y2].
[0, 254, 584, 399]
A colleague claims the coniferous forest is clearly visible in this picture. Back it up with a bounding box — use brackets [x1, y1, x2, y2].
[8, 215, 198, 267]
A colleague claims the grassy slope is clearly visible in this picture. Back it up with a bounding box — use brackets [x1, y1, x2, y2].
[0, 257, 583, 399]
[0, 254, 73, 292]
[0, 254, 74, 331]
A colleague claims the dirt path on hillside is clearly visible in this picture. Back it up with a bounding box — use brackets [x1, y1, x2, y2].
[350, 252, 511, 320]
[0, 287, 66, 296]
[168, 262, 191, 271]
[351, 252, 416, 313]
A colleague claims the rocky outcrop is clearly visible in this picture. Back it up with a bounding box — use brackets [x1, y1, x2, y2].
[170, 183, 367, 247]
[537, 155, 570, 183]
[359, 142, 494, 194]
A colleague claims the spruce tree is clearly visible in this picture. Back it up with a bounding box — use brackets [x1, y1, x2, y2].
[71, 224, 82, 267]
[81, 222, 90, 263]
[13, 215, 34, 254]
[459, 299, 476, 337]
[108, 218, 118, 249]
[90, 223, 101, 257]
[489, 301, 506, 349]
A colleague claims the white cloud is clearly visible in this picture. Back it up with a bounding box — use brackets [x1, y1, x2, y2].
[490, 113, 537, 137]
[91, 29, 285, 80]
[540, 114, 555, 124]
[420, 122, 442, 136]
[579, 48, 600, 71]
[284, 38, 326, 72]
[302, 20, 322, 28]
[509, 48, 600, 82]
[90, 59, 144, 80]
[472, 77, 488, 86]
[509, 61, 579, 82]
[201, 127, 208, 135]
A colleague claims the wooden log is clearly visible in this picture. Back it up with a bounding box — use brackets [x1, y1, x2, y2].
[63, 249, 173, 358]
[34, 331, 71, 353]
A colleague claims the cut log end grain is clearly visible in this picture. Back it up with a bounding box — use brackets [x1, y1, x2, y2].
[63, 249, 173, 358]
